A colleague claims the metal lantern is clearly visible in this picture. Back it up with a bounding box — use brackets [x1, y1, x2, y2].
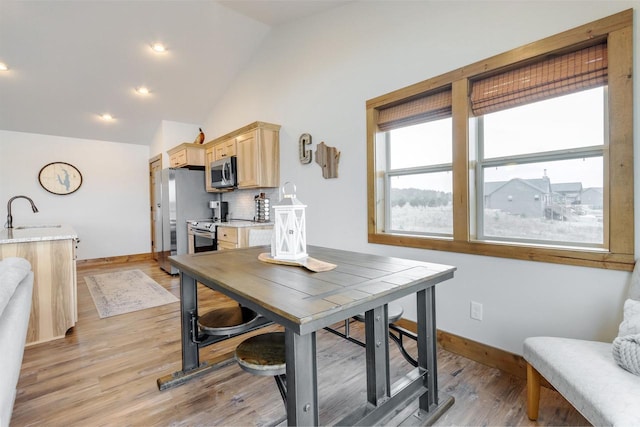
[271, 182, 307, 261]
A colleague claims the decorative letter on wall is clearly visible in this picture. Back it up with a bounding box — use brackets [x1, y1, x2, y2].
[315, 141, 340, 179]
[299, 133, 312, 164]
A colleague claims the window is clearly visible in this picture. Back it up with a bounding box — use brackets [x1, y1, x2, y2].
[387, 119, 453, 236]
[477, 87, 605, 247]
[367, 10, 634, 270]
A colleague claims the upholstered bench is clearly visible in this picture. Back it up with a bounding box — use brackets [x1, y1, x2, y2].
[524, 336, 640, 426]
[524, 262, 640, 426]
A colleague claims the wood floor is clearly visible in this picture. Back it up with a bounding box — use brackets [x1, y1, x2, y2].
[11, 258, 589, 426]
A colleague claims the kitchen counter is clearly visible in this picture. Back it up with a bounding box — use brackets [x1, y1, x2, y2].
[0, 224, 78, 244]
[0, 223, 78, 345]
[187, 219, 272, 229]
[216, 220, 273, 228]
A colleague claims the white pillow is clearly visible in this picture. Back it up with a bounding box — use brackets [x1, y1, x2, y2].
[0, 257, 32, 317]
[618, 298, 640, 337]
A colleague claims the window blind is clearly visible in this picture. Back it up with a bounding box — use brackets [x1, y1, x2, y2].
[377, 89, 452, 131]
[470, 42, 607, 116]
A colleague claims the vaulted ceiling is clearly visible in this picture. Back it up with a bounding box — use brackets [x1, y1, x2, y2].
[0, 0, 350, 145]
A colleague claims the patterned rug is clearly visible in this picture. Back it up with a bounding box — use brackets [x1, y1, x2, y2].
[85, 269, 178, 318]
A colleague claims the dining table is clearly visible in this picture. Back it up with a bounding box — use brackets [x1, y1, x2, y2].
[167, 245, 456, 426]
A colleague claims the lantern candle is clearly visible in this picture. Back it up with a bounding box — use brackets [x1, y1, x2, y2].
[271, 182, 307, 261]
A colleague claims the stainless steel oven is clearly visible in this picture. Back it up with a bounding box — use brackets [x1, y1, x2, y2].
[187, 221, 216, 254]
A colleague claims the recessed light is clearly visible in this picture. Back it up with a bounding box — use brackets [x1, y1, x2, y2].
[0, 63, 8, 71]
[151, 42, 166, 53]
[135, 86, 150, 95]
[100, 113, 114, 121]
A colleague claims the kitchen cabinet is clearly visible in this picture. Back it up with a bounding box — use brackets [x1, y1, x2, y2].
[236, 123, 280, 188]
[204, 122, 280, 192]
[0, 226, 78, 345]
[204, 145, 216, 192]
[168, 143, 205, 168]
[217, 224, 273, 250]
[216, 226, 239, 250]
[214, 138, 236, 160]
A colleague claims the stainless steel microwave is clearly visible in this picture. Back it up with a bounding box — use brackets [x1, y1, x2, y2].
[210, 156, 237, 189]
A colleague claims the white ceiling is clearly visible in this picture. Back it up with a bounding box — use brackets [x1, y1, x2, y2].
[0, 0, 350, 145]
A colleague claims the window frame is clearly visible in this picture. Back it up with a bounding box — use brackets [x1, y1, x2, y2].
[366, 9, 634, 271]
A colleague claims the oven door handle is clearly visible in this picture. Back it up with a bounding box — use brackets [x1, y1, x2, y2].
[190, 229, 215, 239]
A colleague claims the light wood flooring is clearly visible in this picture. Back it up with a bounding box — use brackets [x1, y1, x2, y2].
[11, 259, 589, 426]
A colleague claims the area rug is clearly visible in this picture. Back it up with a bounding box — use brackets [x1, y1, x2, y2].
[85, 269, 178, 318]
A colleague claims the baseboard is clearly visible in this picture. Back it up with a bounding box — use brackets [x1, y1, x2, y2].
[395, 318, 551, 388]
[77, 252, 154, 269]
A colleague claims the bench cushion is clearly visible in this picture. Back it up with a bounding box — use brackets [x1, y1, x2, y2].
[524, 336, 640, 426]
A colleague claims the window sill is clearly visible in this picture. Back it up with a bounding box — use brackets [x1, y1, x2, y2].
[368, 232, 634, 271]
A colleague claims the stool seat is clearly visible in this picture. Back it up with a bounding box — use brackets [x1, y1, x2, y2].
[353, 305, 403, 324]
[235, 332, 286, 377]
[198, 306, 259, 336]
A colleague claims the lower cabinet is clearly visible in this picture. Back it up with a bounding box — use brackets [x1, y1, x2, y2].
[0, 238, 77, 345]
[217, 225, 273, 250]
[217, 227, 239, 250]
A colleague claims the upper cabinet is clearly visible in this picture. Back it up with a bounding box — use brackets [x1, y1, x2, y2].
[214, 138, 237, 160]
[236, 124, 280, 188]
[204, 146, 216, 192]
[205, 121, 280, 192]
[167, 143, 205, 168]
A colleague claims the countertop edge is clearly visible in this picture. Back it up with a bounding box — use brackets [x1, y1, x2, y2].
[0, 224, 78, 244]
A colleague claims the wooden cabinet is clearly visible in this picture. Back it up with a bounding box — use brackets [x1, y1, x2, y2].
[214, 138, 237, 160]
[204, 145, 216, 192]
[168, 143, 205, 168]
[236, 124, 280, 189]
[216, 226, 239, 250]
[0, 237, 77, 345]
[204, 122, 280, 192]
[216, 225, 273, 250]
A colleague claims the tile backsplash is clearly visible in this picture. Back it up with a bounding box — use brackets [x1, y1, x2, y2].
[223, 188, 278, 221]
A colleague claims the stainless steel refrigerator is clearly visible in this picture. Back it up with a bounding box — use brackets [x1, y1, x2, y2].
[156, 168, 211, 274]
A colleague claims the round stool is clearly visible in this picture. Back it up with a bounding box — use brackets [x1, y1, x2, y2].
[198, 306, 259, 336]
[353, 304, 404, 324]
[235, 332, 287, 409]
[235, 332, 286, 376]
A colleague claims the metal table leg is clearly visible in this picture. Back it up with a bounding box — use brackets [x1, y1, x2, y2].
[285, 329, 318, 426]
[411, 286, 455, 424]
[181, 273, 199, 371]
[365, 304, 391, 405]
[157, 273, 211, 390]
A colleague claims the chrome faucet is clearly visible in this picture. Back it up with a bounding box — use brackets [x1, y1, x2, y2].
[6, 195, 39, 229]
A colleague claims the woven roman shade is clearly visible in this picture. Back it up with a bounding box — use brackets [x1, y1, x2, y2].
[470, 43, 607, 116]
[377, 89, 452, 131]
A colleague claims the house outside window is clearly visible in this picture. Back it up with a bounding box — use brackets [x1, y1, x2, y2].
[366, 10, 634, 271]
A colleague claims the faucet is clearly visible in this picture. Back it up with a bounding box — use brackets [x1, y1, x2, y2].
[6, 195, 39, 229]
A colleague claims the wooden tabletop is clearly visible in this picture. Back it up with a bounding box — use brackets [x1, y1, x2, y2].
[170, 245, 456, 335]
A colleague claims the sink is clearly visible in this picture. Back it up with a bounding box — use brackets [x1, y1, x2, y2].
[14, 225, 62, 230]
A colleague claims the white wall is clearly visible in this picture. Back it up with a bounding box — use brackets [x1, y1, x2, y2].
[149, 120, 203, 166]
[0, 130, 150, 260]
[202, 0, 640, 354]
